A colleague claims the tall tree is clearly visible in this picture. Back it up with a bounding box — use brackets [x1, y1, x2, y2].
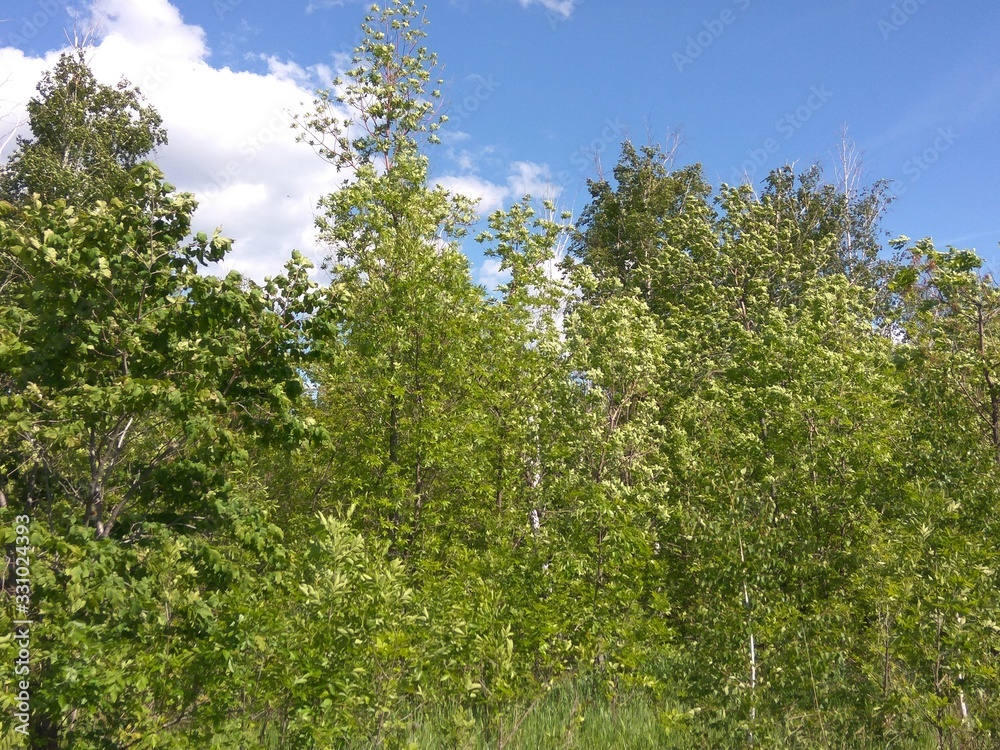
[0, 48, 167, 207]
[0, 51, 334, 735]
[891, 237, 1000, 463]
[296, 0, 496, 562]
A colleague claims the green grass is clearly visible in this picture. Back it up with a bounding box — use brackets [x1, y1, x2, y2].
[360, 682, 975, 750]
[385, 684, 680, 750]
[5, 681, 982, 749]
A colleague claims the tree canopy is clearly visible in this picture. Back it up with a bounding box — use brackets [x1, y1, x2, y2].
[0, 49, 167, 208]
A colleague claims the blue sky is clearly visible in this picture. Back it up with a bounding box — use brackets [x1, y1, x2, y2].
[2, 0, 999, 279]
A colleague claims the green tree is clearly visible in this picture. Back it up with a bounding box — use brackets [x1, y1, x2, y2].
[296, 0, 492, 562]
[0, 49, 167, 207]
[0, 160, 331, 744]
[892, 238, 1000, 463]
[568, 148, 921, 740]
[879, 238, 1000, 742]
[0, 167, 324, 537]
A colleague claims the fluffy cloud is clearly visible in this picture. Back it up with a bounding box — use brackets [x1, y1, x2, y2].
[0, 0, 341, 280]
[0, 49, 50, 150]
[506, 160, 560, 202]
[435, 173, 509, 216]
[435, 160, 561, 217]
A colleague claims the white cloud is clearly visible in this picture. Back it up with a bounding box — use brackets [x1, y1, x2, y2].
[436, 173, 509, 216]
[0, 0, 343, 281]
[436, 160, 561, 218]
[507, 160, 560, 202]
[454, 151, 476, 172]
[305, 0, 365, 12]
[89, 0, 207, 61]
[477, 257, 509, 290]
[441, 130, 472, 145]
[518, 0, 581, 20]
[0, 49, 51, 150]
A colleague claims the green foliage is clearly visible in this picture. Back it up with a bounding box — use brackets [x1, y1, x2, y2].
[0, 164, 327, 538]
[0, 48, 167, 207]
[0, 54, 336, 746]
[0, 490, 290, 747]
[296, 0, 444, 174]
[240, 510, 419, 747]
